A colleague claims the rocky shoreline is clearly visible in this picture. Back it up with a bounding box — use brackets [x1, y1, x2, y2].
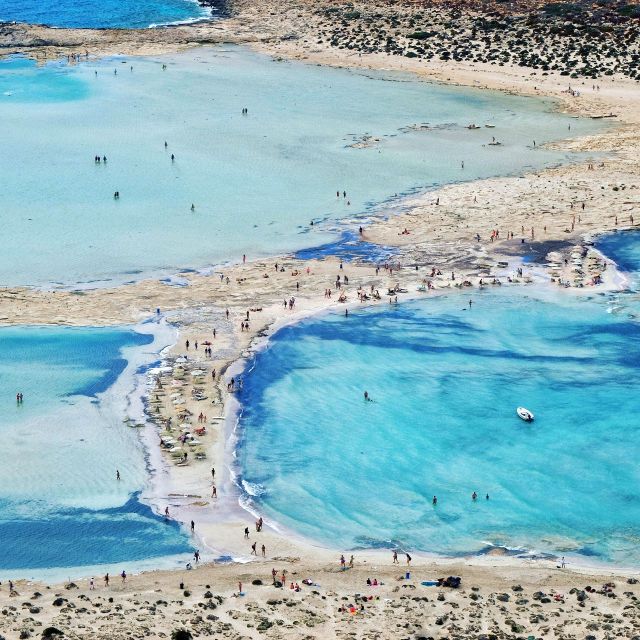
[1, 0, 638, 82]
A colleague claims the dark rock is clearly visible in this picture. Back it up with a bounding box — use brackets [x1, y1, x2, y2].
[256, 619, 273, 631]
[42, 629, 64, 638]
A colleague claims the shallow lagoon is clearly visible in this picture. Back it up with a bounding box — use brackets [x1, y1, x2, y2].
[0, 47, 600, 286]
[238, 283, 640, 565]
[0, 325, 191, 573]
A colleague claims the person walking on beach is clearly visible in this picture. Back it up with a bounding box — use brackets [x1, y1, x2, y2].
[104, 573, 109, 587]
[272, 568, 277, 584]
[392, 550, 399, 564]
[211, 467, 215, 480]
[340, 555, 346, 570]
[190, 520, 195, 533]
[164, 506, 170, 518]
[116, 470, 120, 481]
[349, 555, 354, 569]
[244, 527, 250, 539]
[251, 542, 257, 555]
[406, 553, 412, 566]
[89, 577, 95, 590]
[121, 570, 127, 583]
[261, 544, 266, 557]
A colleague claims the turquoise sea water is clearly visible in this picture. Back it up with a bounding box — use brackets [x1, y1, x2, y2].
[0, 0, 210, 28]
[598, 231, 640, 282]
[0, 326, 190, 573]
[0, 47, 600, 287]
[238, 264, 640, 565]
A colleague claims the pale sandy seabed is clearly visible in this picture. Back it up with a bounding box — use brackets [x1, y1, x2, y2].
[0, 5, 639, 638]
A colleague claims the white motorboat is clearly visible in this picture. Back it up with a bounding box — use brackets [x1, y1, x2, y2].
[516, 407, 534, 422]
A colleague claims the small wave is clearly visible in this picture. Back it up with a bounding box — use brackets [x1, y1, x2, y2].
[147, 13, 211, 28]
[241, 480, 266, 497]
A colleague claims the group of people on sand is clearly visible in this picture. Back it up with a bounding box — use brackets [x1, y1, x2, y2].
[269, 568, 310, 590]
[340, 554, 355, 570]
[391, 550, 412, 565]
[86, 571, 126, 589]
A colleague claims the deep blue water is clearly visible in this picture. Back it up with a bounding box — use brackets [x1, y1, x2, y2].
[0, 0, 210, 29]
[0, 495, 187, 570]
[294, 230, 397, 264]
[597, 230, 640, 278]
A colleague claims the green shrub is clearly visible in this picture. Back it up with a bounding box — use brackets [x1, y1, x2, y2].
[407, 31, 433, 40]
